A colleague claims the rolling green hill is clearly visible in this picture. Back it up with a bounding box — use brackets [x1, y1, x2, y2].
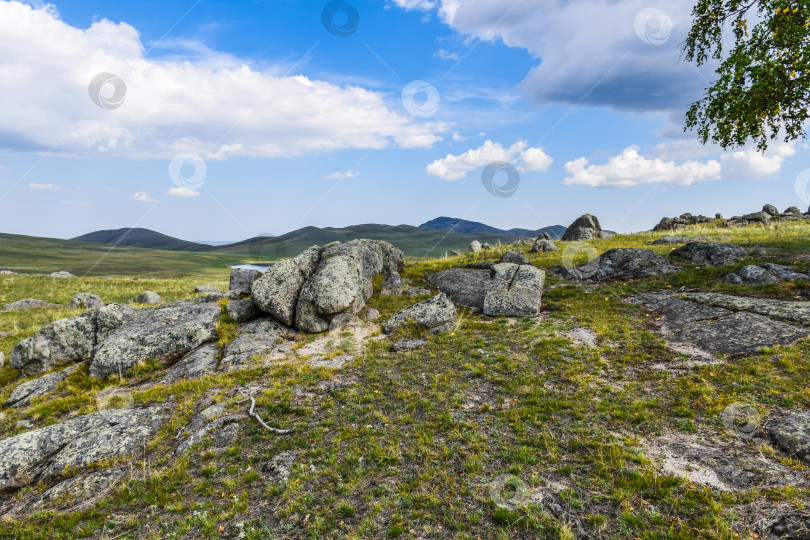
[71, 228, 208, 252]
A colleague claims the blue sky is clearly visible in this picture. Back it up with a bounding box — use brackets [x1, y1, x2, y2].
[0, 0, 807, 242]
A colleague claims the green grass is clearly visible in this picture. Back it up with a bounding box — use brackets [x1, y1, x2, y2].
[0, 219, 808, 538]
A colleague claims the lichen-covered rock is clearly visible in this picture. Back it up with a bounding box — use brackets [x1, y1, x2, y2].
[10, 312, 96, 376]
[483, 264, 545, 317]
[670, 242, 747, 267]
[33, 469, 122, 511]
[0, 407, 164, 490]
[561, 214, 602, 241]
[251, 246, 322, 326]
[67, 293, 104, 309]
[383, 293, 457, 334]
[737, 265, 781, 285]
[762, 204, 779, 216]
[649, 236, 709, 245]
[4, 364, 79, 408]
[229, 268, 261, 295]
[530, 239, 558, 252]
[89, 301, 221, 378]
[132, 291, 162, 304]
[218, 317, 295, 371]
[227, 299, 260, 323]
[160, 344, 218, 384]
[552, 248, 678, 281]
[391, 339, 428, 352]
[380, 271, 403, 296]
[499, 250, 531, 265]
[761, 263, 809, 281]
[95, 303, 144, 342]
[768, 413, 810, 464]
[425, 268, 493, 309]
[0, 298, 59, 312]
[194, 285, 218, 293]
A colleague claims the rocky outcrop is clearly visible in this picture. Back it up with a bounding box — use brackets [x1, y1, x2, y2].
[251, 247, 322, 326]
[561, 214, 602, 241]
[482, 263, 545, 317]
[218, 316, 295, 371]
[383, 293, 457, 334]
[728, 263, 810, 285]
[160, 344, 219, 384]
[631, 293, 810, 354]
[226, 299, 260, 323]
[3, 364, 79, 408]
[652, 213, 714, 231]
[229, 268, 261, 295]
[132, 291, 162, 304]
[67, 293, 104, 309]
[551, 248, 678, 281]
[0, 407, 165, 490]
[90, 300, 221, 378]
[767, 413, 810, 464]
[10, 312, 98, 375]
[669, 242, 746, 267]
[0, 299, 59, 312]
[648, 236, 710, 245]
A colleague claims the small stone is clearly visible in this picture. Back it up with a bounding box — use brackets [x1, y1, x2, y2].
[383, 293, 457, 334]
[725, 273, 743, 284]
[498, 250, 531, 265]
[363, 308, 381, 321]
[194, 285, 219, 293]
[768, 412, 810, 464]
[391, 339, 428, 352]
[481, 243, 491, 249]
[404, 287, 431, 298]
[67, 293, 104, 309]
[132, 291, 162, 304]
[449, 250, 460, 257]
[47, 271, 76, 279]
[738, 265, 781, 285]
[715, 213, 724, 220]
[229, 268, 261, 295]
[328, 312, 357, 333]
[0, 299, 60, 312]
[380, 271, 403, 296]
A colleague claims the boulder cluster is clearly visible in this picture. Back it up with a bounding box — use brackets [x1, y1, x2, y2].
[654, 204, 810, 231]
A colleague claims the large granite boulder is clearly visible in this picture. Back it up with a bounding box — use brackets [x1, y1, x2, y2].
[67, 293, 104, 309]
[0, 299, 59, 312]
[483, 263, 545, 317]
[552, 248, 678, 281]
[425, 268, 493, 309]
[561, 214, 602, 241]
[226, 299, 260, 323]
[762, 204, 779, 217]
[0, 407, 164, 490]
[670, 242, 746, 267]
[229, 268, 261, 295]
[383, 293, 457, 334]
[10, 312, 97, 376]
[251, 246, 322, 326]
[89, 300, 221, 378]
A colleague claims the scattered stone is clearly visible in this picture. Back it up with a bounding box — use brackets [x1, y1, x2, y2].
[648, 236, 710, 245]
[531, 239, 558, 252]
[175, 403, 240, 454]
[425, 268, 493, 309]
[0, 270, 16, 275]
[0, 352, 4, 367]
[4, 364, 79, 408]
[0, 299, 59, 312]
[561, 214, 602, 241]
[483, 263, 545, 317]
[0, 407, 164, 490]
[227, 299, 260, 323]
[761, 263, 809, 281]
[391, 339, 428, 352]
[469, 241, 482, 253]
[784, 206, 802, 216]
[725, 273, 744, 285]
[482, 243, 491, 249]
[363, 308, 381, 321]
[763, 204, 779, 217]
[653, 213, 713, 231]
[380, 271, 403, 296]
[383, 293, 457, 334]
[767, 413, 810, 464]
[47, 271, 76, 279]
[14, 420, 33, 430]
[449, 250, 460, 257]
[160, 344, 219, 384]
[67, 293, 104, 309]
[551, 248, 678, 281]
[90, 300, 221, 378]
[194, 285, 218, 293]
[404, 287, 431, 298]
[715, 213, 724, 220]
[328, 312, 357, 333]
[132, 291, 162, 304]
[741, 210, 772, 225]
[229, 268, 261, 295]
[734, 265, 782, 285]
[261, 450, 298, 483]
[670, 242, 746, 267]
[498, 250, 531, 265]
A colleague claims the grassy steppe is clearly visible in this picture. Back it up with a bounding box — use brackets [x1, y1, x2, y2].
[0, 220, 807, 539]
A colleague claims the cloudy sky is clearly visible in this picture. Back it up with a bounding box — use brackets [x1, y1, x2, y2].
[0, 0, 807, 241]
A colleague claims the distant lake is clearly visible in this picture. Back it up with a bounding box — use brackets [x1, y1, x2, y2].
[229, 263, 274, 272]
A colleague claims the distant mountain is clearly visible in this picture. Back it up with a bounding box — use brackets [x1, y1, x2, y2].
[420, 217, 565, 239]
[72, 228, 208, 252]
[209, 224, 522, 260]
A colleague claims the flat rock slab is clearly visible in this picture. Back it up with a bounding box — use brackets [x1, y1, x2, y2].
[767, 412, 810, 464]
[218, 316, 295, 371]
[160, 344, 219, 384]
[425, 269, 493, 309]
[632, 293, 810, 355]
[4, 364, 79, 408]
[552, 248, 678, 281]
[0, 406, 164, 490]
[0, 299, 59, 312]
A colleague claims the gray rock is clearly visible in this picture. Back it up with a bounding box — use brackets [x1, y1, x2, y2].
[160, 344, 218, 384]
[670, 242, 747, 267]
[425, 268, 493, 309]
[0, 352, 4, 367]
[769, 513, 810, 539]
[4, 364, 79, 408]
[465, 261, 495, 270]
[761, 263, 809, 281]
[227, 299, 260, 323]
[0, 298, 59, 312]
[742, 210, 771, 224]
[483, 264, 545, 317]
[537, 232, 552, 241]
[194, 285, 219, 293]
[648, 236, 709, 245]
[737, 265, 781, 285]
[380, 271, 403, 296]
[364, 308, 381, 321]
[530, 239, 558, 252]
[469, 241, 482, 253]
[132, 291, 162, 304]
[251, 246, 322, 326]
[34, 469, 122, 511]
[47, 271, 76, 279]
[175, 403, 240, 454]
[0, 270, 16, 275]
[498, 250, 531, 265]
[89, 301, 221, 378]
[715, 213, 724, 220]
[328, 312, 357, 333]
[481, 243, 491, 249]
[218, 317, 294, 371]
[725, 273, 743, 284]
[295, 240, 404, 333]
[763, 204, 779, 216]
[562, 214, 602, 241]
[67, 293, 104, 309]
[10, 312, 96, 376]
[95, 303, 144, 343]
[383, 293, 457, 334]
[0, 407, 165, 490]
[552, 248, 678, 281]
[631, 293, 810, 354]
[768, 413, 810, 464]
[229, 268, 261, 295]
[784, 206, 802, 216]
[391, 339, 428, 352]
[14, 420, 33, 430]
[449, 250, 460, 257]
[261, 450, 298, 483]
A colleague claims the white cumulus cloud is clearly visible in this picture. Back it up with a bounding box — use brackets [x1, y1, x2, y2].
[324, 170, 359, 180]
[28, 182, 63, 191]
[132, 191, 156, 202]
[720, 142, 796, 181]
[426, 140, 552, 181]
[0, 1, 446, 159]
[166, 187, 199, 197]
